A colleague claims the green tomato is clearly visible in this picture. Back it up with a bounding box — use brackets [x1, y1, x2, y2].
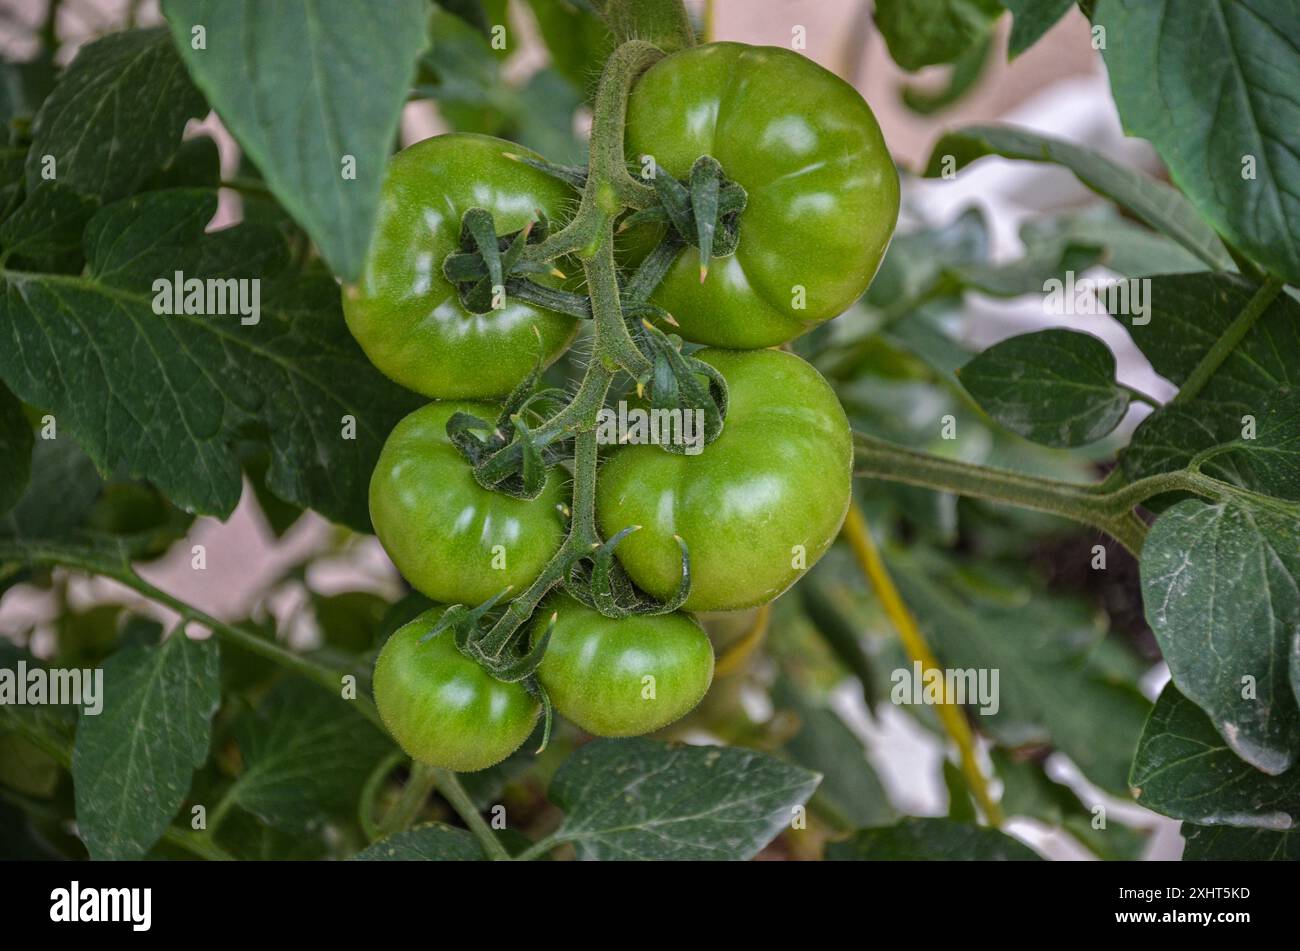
[534, 594, 714, 737]
[596, 348, 852, 611]
[373, 609, 539, 771]
[623, 43, 899, 348]
[370, 401, 567, 606]
[343, 133, 579, 398]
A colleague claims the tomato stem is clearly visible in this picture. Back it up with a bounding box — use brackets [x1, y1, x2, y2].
[851, 432, 1263, 555]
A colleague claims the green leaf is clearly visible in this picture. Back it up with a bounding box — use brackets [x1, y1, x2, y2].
[874, 0, 1005, 70]
[797, 571, 880, 712]
[828, 817, 1042, 860]
[1117, 273, 1300, 490]
[547, 739, 820, 860]
[1131, 684, 1300, 828]
[1181, 822, 1299, 860]
[71, 633, 220, 860]
[224, 680, 391, 833]
[162, 0, 429, 281]
[0, 642, 78, 759]
[773, 677, 896, 830]
[211, 807, 331, 861]
[26, 29, 205, 202]
[1140, 500, 1300, 774]
[0, 381, 31, 516]
[512, 68, 585, 166]
[1003, 0, 1075, 57]
[1021, 208, 1209, 277]
[1136, 390, 1300, 503]
[1119, 275, 1300, 394]
[924, 125, 1232, 269]
[865, 207, 990, 312]
[0, 147, 27, 224]
[1230, 390, 1300, 500]
[351, 823, 485, 860]
[0, 182, 98, 272]
[0, 436, 101, 540]
[1096, 0, 1300, 283]
[416, 6, 506, 116]
[142, 135, 221, 191]
[888, 551, 1151, 793]
[0, 188, 420, 529]
[943, 760, 978, 822]
[959, 330, 1130, 447]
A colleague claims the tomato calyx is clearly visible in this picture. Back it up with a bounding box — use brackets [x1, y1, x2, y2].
[620, 156, 747, 281]
[562, 524, 693, 618]
[442, 207, 592, 319]
[503, 150, 589, 191]
[446, 354, 568, 500]
[627, 318, 728, 453]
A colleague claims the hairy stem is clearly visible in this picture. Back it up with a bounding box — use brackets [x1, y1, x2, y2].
[599, 0, 695, 51]
[432, 768, 512, 861]
[851, 432, 1236, 555]
[527, 41, 663, 262]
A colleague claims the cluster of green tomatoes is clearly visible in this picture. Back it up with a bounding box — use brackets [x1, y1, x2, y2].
[343, 43, 898, 772]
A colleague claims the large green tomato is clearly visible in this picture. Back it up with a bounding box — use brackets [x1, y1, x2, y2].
[343, 133, 579, 399]
[596, 348, 852, 611]
[370, 401, 567, 606]
[623, 43, 899, 348]
[373, 609, 539, 771]
[533, 594, 714, 737]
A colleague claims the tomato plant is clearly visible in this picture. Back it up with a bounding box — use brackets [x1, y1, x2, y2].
[0, 0, 1297, 879]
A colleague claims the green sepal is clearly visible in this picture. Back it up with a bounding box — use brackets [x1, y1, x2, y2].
[563, 526, 691, 618]
[631, 320, 728, 453]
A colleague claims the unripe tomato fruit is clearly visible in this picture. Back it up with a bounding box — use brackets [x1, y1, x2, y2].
[597, 348, 852, 611]
[370, 401, 567, 606]
[373, 609, 539, 771]
[343, 133, 579, 398]
[623, 43, 899, 348]
[533, 594, 714, 737]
